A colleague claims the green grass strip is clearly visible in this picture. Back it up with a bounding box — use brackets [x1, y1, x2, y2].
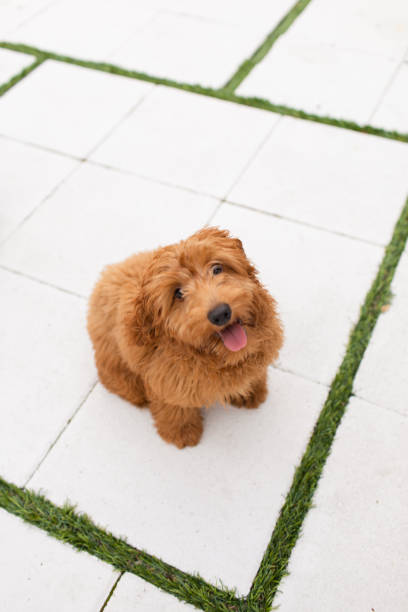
[0, 55, 44, 97]
[222, 0, 313, 92]
[0, 476, 246, 612]
[247, 196, 408, 610]
[1, 41, 407, 144]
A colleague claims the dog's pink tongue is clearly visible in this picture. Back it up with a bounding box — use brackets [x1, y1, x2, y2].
[218, 322, 247, 352]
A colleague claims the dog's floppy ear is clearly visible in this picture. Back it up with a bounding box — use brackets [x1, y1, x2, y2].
[252, 287, 284, 357]
[118, 279, 156, 348]
[132, 290, 154, 346]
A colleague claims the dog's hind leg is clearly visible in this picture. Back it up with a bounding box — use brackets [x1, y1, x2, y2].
[96, 356, 147, 407]
[229, 369, 268, 409]
[149, 400, 203, 448]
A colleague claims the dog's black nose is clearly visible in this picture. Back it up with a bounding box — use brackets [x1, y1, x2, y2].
[207, 303, 232, 326]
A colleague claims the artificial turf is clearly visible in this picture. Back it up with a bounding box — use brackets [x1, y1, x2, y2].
[0, 477, 244, 612]
[0, 41, 407, 145]
[248, 199, 408, 609]
[222, 0, 313, 92]
[0, 54, 45, 97]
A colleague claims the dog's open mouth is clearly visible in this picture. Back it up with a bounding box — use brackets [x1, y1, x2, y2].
[218, 320, 247, 352]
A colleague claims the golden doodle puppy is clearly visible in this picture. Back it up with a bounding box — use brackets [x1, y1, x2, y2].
[87, 228, 283, 448]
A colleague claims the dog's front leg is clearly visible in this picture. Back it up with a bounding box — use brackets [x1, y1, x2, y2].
[229, 369, 268, 409]
[149, 400, 203, 449]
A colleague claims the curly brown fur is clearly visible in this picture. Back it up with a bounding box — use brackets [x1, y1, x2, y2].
[87, 228, 283, 448]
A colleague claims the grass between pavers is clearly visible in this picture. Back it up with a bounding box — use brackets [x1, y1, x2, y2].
[0, 41, 407, 145]
[222, 0, 313, 92]
[0, 55, 45, 97]
[247, 195, 408, 610]
[1, 197, 407, 611]
[0, 477, 245, 612]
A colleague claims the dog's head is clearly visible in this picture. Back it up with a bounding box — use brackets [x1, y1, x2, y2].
[129, 227, 281, 360]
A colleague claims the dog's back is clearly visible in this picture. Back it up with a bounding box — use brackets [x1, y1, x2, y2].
[87, 251, 153, 400]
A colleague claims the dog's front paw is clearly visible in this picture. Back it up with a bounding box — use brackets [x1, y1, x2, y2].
[176, 420, 204, 448]
[230, 379, 267, 410]
[157, 416, 203, 449]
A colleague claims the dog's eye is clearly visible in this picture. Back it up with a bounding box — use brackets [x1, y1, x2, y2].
[174, 288, 184, 300]
[212, 264, 223, 275]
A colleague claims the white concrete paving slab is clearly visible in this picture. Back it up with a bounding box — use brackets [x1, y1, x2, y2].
[0, 137, 78, 244]
[166, 0, 292, 35]
[0, 60, 154, 157]
[228, 117, 408, 245]
[212, 203, 383, 386]
[0, 509, 116, 611]
[0, 268, 96, 485]
[6, 0, 157, 62]
[237, 0, 408, 123]
[29, 369, 327, 595]
[275, 397, 408, 612]
[110, 11, 262, 88]
[0, 47, 34, 85]
[106, 574, 195, 611]
[238, 42, 397, 124]
[371, 63, 408, 134]
[354, 253, 408, 416]
[0, 162, 218, 296]
[277, 0, 408, 60]
[0, 0, 56, 39]
[91, 86, 279, 198]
